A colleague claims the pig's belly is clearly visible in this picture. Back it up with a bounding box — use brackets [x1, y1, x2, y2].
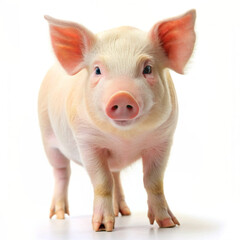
[107, 146, 142, 171]
[59, 143, 82, 165]
[53, 126, 142, 170]
[57, 138, 141, 171]
[108, 155, 141, 171]
[51, 131, 83, 165]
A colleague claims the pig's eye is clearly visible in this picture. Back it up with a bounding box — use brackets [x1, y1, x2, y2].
[143, 65, 152, 75]
[95, 67, 101, 75]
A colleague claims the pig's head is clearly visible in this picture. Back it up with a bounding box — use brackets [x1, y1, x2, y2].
[45, 10, 196, 136]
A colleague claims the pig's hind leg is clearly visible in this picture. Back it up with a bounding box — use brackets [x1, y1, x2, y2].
[112, 172, 131, 216]
[45, 146, 71, 219]
[39, 104, 71, 219]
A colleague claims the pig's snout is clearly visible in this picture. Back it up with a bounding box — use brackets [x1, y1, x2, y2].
[106, 91, 139, 121]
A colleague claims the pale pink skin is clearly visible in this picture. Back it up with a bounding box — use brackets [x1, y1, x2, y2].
[38, 10, 196, 232]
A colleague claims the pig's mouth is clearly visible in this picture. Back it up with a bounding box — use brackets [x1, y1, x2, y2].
[112, 116, 141, 128]
[114, 120, 131, 126]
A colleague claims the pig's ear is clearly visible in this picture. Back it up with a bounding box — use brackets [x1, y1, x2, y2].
[149, 10, 196, 74]
[45, 16, 96, 75]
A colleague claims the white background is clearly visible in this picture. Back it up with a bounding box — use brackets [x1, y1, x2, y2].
[1, 0, 240, 239]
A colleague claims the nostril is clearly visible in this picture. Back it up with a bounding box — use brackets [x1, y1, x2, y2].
[126, 105, 133, 110]
[112, 105, 118, 111]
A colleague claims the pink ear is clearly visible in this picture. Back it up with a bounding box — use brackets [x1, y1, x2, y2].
[45, 16, 96, 75]
[150, 10, 196, 74]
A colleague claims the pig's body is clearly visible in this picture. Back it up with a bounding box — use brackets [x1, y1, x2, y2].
[39, 65, 177, 171]
[39, 10, 196, 232]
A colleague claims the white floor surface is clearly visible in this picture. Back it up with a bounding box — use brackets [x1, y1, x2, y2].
[3, 212, 238, 240]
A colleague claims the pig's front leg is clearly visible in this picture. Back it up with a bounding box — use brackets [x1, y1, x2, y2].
[82, 149, 115, 232]
[142, 143, 180, 228]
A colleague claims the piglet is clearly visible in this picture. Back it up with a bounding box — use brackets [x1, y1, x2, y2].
[38, 10, 196, 232]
